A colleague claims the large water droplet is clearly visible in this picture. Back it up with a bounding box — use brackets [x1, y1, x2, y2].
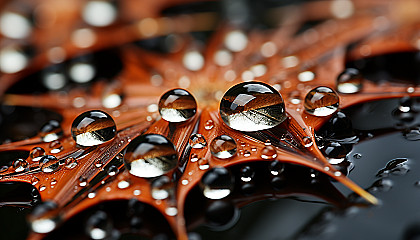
[220, 82, 286, 131]
[39, 120, 63, 142]
[86, 210, 113, 240]
[71, 110, 117, 147]
[304, 86, 339, 116]
[151, 176, 172, 200]
[205, 200, 239, 230]
[269, 160, 284, 176]
[336, 68, 363, 94]
[189, 133, 207, 149]
[39, 155, 60, 173]
[158, 89, 197, 122]
[210, 135, 237, 159]
[124, 134, 178, 178]
[200, 167, 234, 199]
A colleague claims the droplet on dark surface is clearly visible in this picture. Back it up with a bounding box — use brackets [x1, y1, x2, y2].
[71, 110, 116, 147]
[123, 134, 178, 178]
[39, 120, 63, 143]
[205, 200, 239, 230]
[200, 167, 234, 199]
[159, 89, 197, 123]
[220, 82, 286, 132]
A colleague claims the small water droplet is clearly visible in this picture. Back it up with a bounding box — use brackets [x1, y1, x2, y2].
[79, 177, 88, 187]
[88, 192, 96, 199]
[65, 157, 77, 169]
[124, 134, 178, 178]
[205, 120, 214, 130]
[210, 135, 237, 159]
[49, 140, 63, 154]
[165, 207, 178, 216]
[107, 165, 119, 176]
[30, 147, 46, 162]
[39, 185, 46, 192]
[13, 158, 28, 172]
[31, 177, 40, 185]
[403, 127, 420, 141]
[190, 153, 199, 162]
[261, 146, 277, 160]
[370, 178, 393, 192]
[269, 160, 284, 176]
[86, 210, 113, 240]
[189, 134, 207, 148]
[151, 176, 171, 200]
[118, 180, 130, 189]
[40, 120, 63, 142]
[182, 179, 189, 185]
[158, 89, 197, 122]
[39, 155, 61, 173]
[0, 165, 8, 173]
[220, 82, 286, 131]
[353, 153, 362, 159]
[243, 150, 251, 157]
[95, 160, 103, 168]
[200, 167, 234, 199]
[240, 166, 254, 182]
[377, 158, 409, 177]
[71, 110, 117, 147]
[336, 68, 363, 93]
[303, 136, 313, 148]
[198, 158, 210, 170]
[133, 189, 141, 195]
[304, 86, 339, 116]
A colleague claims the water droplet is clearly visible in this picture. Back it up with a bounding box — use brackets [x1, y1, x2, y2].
[40, 120, 63, 142]
[158, 89, 197, 122]
[50, 178, 57, 186]
[88, 192, 96, 199]
[205, 120, 214, 130]
[370, 178, 393, 192]
[107, 165, 119, 176]
[376, 158, 409, 177]
[0, 11, 32, 39]
[225, 30, 248, 52]
[0, 165, 8, 173]
[151, 176, 171, 200]
[95, 160, 103, 168]
[86, 210, 113, 240]
[133, 189, 141, 196]
[303, 136, 313, 147]
[336, 68, 363, 94]
[82, 0, 117, 27]
[49, 140, 63, 154]
[200, 167, 234, 199]
[165, 207, 178, 216]
[403, 127, 420, 141]
[118, 180, 130, 189]
[240, 166, 254, 182]
[64, 157, 77, 169]
[243, 150, 251, 157]
[210, 135, 237, 159]
[183, 51, 204, 71]
[322, 142, 349, 159]
[182, 179, 189, 185]
[304, 86, 339, 116]
[79, 177, 88, 187]
[353, 153, 362, 159]
[198, 158, 210, 170]
[269, 160, 284, 176]
[31, 177, 40, 185]
[205, 200, 239, 230]
[190, 154, 199, 162]
[261, 146, 277, 160]
[189, 134, 207, 148]
[298, 71, 315, 82]
[13, 158, 28, 172]
[30, 147, 46, 162]
[39, 155, 61, 173]
[124, 134, 178, 178]
[39, 185, 46, 192]
[71, 110, 117, 147]
[220, 82, 286, 131]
